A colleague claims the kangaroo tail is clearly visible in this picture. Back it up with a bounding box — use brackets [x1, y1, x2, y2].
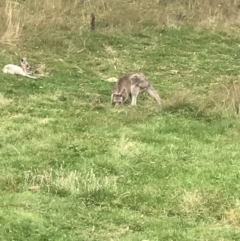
[26, 75, 38, 80]
[147, 86, 162, 105]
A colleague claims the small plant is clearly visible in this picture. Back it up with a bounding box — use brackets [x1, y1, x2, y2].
[90, 13, 95, 31]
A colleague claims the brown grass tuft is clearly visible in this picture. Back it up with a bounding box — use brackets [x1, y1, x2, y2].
[164, 80, 240, 118]
[164, 87, 198, 113]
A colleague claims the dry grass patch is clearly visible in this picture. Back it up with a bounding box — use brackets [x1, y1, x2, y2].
[181, 190, 203, 214]
[205, 80, 240, 115]
[115, 134, 143, 157]
[164, 81, 240, 118]
[104, 45, 116, 55]
[164, 87, 198, 113]
[34, 63, 51, 78]
[223, 208, 240, 227]
[0, 0, 23, 46]
[24, 168, 118, 195]
[0, 93, 13, 108]
[0, 0, 240, 49]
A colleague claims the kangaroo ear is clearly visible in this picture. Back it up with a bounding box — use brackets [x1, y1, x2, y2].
[21, 57, 27, 62]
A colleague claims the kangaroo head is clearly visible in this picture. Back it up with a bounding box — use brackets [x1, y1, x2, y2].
[112, 88, 126, 107]
[20, 58, 31, 71]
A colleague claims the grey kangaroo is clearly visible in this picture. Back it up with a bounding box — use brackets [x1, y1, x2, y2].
[111, 72, 161, 107]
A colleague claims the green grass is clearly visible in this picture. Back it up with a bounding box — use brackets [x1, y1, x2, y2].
[1, 27, 240, 240]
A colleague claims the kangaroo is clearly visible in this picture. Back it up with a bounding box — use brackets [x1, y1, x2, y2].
[111, 72, 162, 107]
[2, 58, 38, 79]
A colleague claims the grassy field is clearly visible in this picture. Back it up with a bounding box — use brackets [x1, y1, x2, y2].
[1, 1, 240, 240]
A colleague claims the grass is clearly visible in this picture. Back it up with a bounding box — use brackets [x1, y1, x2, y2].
[1, 5, 240, 240]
